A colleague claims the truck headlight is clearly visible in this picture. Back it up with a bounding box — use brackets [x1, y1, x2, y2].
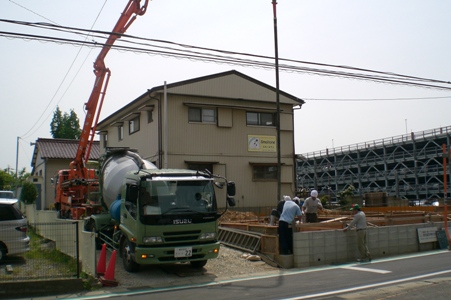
[200, 232, 216, 240]
[143, 236, 163, 243]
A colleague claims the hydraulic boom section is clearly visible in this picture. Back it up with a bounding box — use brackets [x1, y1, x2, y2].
[55, 0, 149, 219]
[74, 0, 149, 176]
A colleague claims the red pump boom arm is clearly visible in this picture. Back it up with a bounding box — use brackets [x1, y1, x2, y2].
[70, 0, 149, 177]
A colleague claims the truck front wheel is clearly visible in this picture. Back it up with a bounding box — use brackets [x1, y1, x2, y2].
[190, 259, 207, 269]
[121, 239, 140, 272]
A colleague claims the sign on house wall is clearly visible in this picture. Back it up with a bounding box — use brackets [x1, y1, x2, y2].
[248, 135, 276, 152]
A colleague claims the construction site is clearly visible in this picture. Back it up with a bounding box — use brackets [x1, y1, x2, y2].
[218, 202, 451, 268]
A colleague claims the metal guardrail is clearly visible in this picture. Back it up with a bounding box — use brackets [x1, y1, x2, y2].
[300, 125, 451, 158]
[218, 226, 262, 253]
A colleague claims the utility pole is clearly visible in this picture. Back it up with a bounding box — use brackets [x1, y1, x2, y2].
[15, 136, 20, 179]
[272, 0, 281, 203]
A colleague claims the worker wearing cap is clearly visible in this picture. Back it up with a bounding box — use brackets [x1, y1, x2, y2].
[343, 204, 372, 262]
[278, 195, 302, 254]
[302, 190, 323, 223]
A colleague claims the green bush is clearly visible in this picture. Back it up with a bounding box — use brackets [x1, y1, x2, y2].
[337, 185, 355, 209]
[21, 182, 38, 204]
[320, 195, 330, 208]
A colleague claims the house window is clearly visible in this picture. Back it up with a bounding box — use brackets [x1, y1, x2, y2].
[102, 134, 108, 148]
[129, 115, 140, 134]
[147, 110, 153, 123]
[246, 112, 275, 126]
[252, 164, 278, 181]
[189, 107, 216, 124]
[118, 125, 124, 141]
[187, 163, 213, 174]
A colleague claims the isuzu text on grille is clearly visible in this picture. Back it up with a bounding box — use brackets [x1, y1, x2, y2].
[173, 219, 192, 225]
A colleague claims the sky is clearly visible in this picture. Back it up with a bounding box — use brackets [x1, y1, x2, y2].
[1, 0, 451, 174]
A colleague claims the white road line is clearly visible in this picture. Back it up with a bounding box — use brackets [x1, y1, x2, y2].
[341, 266, 392, 274]
[284, 269, 451, 300]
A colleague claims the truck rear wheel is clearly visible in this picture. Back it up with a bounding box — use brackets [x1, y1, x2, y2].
[121, 239, 140, 272]
[190, 259, 207, 269]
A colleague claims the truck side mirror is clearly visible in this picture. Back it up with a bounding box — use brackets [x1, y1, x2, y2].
[227, 181, 236, 196]
[226, 195, 236, 207]
[226, 181, 236, 207]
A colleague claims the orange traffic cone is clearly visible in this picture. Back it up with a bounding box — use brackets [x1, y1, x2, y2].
[100, 249, 118, 287]
[96, 243, 107, 277]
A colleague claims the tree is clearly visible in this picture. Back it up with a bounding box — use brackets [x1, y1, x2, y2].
[21, 181, 38, 204]
[337, 185, 356, 208]
[0, 168, 31, 190]
[0, 169, 14, 190]
[50, 106, 82, 139]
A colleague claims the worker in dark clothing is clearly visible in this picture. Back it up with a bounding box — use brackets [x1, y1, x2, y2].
[270, 197, 286, 225]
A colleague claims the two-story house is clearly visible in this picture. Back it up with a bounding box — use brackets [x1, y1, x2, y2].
[96, 70, 304, 209]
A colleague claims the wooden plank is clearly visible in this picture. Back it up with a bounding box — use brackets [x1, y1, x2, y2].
[320, 216, 349, 223]
[248, 224, 278, 235]
[297, 222, 343, 231]
[260, 234, 278, 254]
[220, 223, 249, 231]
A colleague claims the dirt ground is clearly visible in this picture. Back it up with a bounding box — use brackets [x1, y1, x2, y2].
[93, 244, 280, 292]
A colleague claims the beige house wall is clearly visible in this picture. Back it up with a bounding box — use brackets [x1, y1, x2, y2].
[32, 156, 72, 210]
[104, 97, 161, 165]
[97, 71, 302, 209]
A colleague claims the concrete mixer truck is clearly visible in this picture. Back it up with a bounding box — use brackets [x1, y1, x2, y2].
[85, 147, 236, 272]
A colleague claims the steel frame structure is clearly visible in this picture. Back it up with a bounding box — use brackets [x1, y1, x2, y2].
[296, 126, 451, 201]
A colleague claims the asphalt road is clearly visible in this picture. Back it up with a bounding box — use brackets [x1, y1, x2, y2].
[31, 250, 451, 300]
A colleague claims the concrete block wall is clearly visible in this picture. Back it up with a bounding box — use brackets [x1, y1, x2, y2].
[293, 222, 444, 268]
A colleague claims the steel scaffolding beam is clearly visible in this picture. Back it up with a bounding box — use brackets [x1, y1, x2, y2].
[297, 126, 451, 201]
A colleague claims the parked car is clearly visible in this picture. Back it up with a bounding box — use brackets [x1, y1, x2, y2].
[0, 191, 15, 199]
[0, 196, 30, 262]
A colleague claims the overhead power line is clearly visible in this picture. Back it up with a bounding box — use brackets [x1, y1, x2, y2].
[304, 95, 451, 101]
[1, 19, 451, 92]
[5, 6, 108, 139]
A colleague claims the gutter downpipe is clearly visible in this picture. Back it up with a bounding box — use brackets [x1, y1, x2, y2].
[164, 81, 168, 169]
[147, 90, 162, 168]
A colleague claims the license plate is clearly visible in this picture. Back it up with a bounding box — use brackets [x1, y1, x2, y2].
[174, 247, 192, 258]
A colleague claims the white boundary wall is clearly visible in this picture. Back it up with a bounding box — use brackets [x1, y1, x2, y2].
[25, 204, 97, 276]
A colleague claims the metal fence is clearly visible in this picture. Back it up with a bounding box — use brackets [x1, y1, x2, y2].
[0, 222, 79, 282]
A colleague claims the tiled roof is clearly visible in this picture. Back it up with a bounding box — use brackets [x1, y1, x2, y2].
[35, 138, 100, 160]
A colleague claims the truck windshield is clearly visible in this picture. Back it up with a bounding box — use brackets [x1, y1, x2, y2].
[140, 180, 217, 215]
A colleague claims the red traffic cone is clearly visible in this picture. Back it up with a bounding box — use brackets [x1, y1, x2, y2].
[100, 249, 118, 287]
[96, 243, 107, 277]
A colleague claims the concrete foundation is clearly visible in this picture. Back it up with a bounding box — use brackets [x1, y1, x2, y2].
[292, 222, 447, 268]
